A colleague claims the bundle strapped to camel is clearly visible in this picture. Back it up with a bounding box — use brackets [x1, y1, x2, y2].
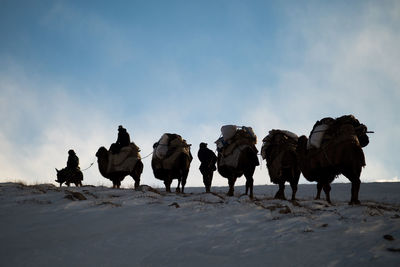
[215, 125, 258, 168]
[152, 133, 191, 170]
[261, 130, 299, 183]
[307, 115, 370, 150]
[106, 143, 141, 173]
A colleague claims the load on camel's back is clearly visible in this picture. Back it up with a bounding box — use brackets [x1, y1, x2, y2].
[152, 133, 192, 193]
[215, 125, 259, 198]
[96, 142, 144, 189]
[296, 114, 372, 205]
[261, 129, 300, 200]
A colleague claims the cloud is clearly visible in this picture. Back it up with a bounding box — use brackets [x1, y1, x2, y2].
[243, 1, 400, 184]
[1, 1, 398, 190]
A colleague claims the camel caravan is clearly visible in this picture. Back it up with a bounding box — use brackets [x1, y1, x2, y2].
[55, 115, 372, 205]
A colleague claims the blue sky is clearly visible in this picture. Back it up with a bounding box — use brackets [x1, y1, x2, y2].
[1, 0, 399, 188]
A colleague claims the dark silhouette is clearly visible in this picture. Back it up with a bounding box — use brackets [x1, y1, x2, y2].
[96, 146, 143, 189]
[110, 125, 131, 154]
[55, 149, 83, 187]
[197, 142, 217, 193]
[217, 146, 259, 198]
[152, 134, 192, 193]
[262, 131, 300, 200]
[296, 116, 370, 204]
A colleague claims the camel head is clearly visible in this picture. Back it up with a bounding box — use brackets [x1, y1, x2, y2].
[355, 124, 370, 147]
[95, 146, 108, 159]
[296, 136, 308, 154]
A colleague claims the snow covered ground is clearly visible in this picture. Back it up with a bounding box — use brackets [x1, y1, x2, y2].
[1, 182, 400, 267]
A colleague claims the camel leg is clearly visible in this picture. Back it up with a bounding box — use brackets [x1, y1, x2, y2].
[176, 179, 181, 193]
[133, 178, 140, 190]
[164, 178, 172, 193]
[290, 181, 298, 201]
[227, 177, 237, 196]
[315, 182, 323, 200]
[349, 178, 361, 205]
[274, 183, 286, 200]
[245, 177, 254, 199]
[323, 183, 332, 204]
[291, 169, 300, 201]
[181, 175, 187, 194]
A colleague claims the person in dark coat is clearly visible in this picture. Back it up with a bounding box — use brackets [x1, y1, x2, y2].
[111, 125, 131, 154]
[197, 142, 217, 193]
[67, 149, 79, 170]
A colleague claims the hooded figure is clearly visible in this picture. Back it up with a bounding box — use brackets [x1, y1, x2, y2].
[197, 142, 217, 193]
[111, 125, 131, 154]
[117, 125, 131, 147]
[67, 149, 79, 169]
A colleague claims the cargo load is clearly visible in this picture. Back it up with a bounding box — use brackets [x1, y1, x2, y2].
[308, 115, 370, 150]
[261, 129, 298, 183]
[106, 143, 141, 173]
[152, 133, 192, 170]
[216, 125, 258, 168]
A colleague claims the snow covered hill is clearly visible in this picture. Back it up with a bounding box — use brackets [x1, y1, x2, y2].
[1, 182, 400, 267]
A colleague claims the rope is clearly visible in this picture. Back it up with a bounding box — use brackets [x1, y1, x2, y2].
[81, 162, 95, 171]
[140, 151, 154, 160]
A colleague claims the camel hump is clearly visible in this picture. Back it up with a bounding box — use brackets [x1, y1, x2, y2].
[152, 133, 191, 169]
[216, 125, 257, 156]
[261, 129, 298, 160]
[308, 114, 370, 150]
[106, 144, 140, 173]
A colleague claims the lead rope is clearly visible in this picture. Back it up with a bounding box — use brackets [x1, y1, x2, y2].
[81, 160, 95, 171]
[140, 151, 154, 160]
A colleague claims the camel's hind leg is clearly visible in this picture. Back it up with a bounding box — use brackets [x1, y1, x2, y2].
[132, 161, 143, 190]
[244, 165, 255, 199]
[290, 169, 300, 201]
[323, 183, 332, 204]
[176, 178, 181, 193]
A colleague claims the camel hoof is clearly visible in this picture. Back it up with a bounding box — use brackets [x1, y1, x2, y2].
[176, 188, 181, 193]
[227, 191, 234, 197]
[274, 193, 286, 200]
[349, 200, 361, 205]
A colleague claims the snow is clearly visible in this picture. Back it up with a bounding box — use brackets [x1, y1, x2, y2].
[1, 182, 400, 266]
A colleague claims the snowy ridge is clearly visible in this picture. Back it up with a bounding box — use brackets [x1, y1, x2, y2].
[1, 182, 400, 266]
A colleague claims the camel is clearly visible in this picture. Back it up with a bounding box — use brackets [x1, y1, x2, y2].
[263, 132, 300, 201]
[152, 134, 192, 193]
[217, 146, 259, 198]
[296, 124, 367, 204]
[151, 152, 192, 193]
[95, 146, 143, 189]
[152, 151, 192, 193]
[55, 168, 83, 187]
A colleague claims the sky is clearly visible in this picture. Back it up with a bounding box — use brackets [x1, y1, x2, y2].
[0, 0, 399, 188]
